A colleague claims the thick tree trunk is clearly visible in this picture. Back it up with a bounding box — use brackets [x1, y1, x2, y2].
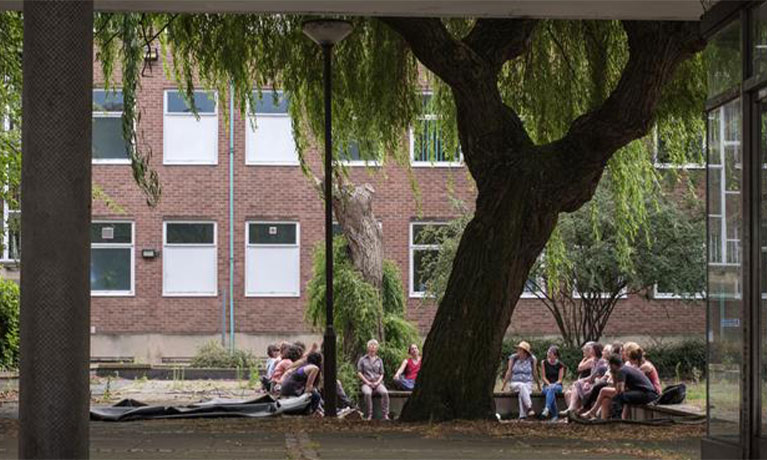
[401, 166, 559, 420]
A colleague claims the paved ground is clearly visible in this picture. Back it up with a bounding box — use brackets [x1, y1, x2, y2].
[0, 378, 704, 459]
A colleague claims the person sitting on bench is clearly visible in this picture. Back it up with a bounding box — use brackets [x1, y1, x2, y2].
[260, 344, 280, 392]
[358, 339, 389, 421]
[393, 343, 421, 391]
[280, 351, 323, 414]
[501, 341, 540, 419]
[589, 353, 660, 420]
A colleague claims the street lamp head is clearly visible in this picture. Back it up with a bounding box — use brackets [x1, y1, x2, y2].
[302, 19, 353, 46]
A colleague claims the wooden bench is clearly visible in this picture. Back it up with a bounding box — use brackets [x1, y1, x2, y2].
[368, 390, 566, 420]
[625, 403, 704, 422]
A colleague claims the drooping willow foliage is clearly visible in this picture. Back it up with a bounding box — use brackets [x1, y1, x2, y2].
[0, 13, 707, 289]
[306, 237, 419, 397]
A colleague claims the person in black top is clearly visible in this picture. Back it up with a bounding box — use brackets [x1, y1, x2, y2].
[607, 353, 659, 419]
[540, 345, 566, 421]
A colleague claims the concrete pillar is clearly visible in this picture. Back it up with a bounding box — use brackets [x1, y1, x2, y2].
[18, 1, 93, 458]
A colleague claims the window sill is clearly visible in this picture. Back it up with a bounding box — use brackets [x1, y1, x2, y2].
[163, 161, 219, 166]
[245, 161, 300, 167]
[411, 162, 464, 168]
[654, 163, 706, 170]
[162, 292, 218, 298]
[245, 292, 300, 298]
[92, 291, 135, 297]
[93, 159, 131, 165]
[339, 161, 382, 167]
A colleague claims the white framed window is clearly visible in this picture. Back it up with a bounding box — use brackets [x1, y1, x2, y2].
[245, 222, 300, 297]
[245, 90, 299, 166]
[163, 221, 217, 296]
[653, 283, 705, 300]
[93, 89, 131, 164]
[410, 93, 462, 167]
[1, 199, 19, 263]
[652, 125, 706, 170]
[163, 90, 218, 165]
[339, 140, 382, 167]
[91, 221, 134, 296]
[409, 222, 448, 298]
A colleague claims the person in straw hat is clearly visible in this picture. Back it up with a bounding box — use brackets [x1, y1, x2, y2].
[501, 340, 540, 419]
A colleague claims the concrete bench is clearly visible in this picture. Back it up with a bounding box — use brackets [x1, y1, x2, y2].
[368, 390, 566, 420]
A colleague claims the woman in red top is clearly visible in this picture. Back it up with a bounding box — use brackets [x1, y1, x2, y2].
[393, 344, 421, 391]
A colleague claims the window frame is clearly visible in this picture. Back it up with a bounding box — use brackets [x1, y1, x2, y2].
[244, 220, 301, 298]
[92, 88, 131, 165]
[1, 199, 19, 263]
[338, 141, 382, 167]
[652, 284, 706, 300]
[162, 89, 219, 166]
[245, 90, 300, 166]
[90, 220, 135, 297]
[162, 220, 218, 297]
[409, 91, 463, 168]
[409, 221, 447, 298]
[652, 124, 707, 170]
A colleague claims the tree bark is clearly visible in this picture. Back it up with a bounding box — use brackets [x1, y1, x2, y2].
[379, 18, 705, 421]
[310, 172, 386, 343]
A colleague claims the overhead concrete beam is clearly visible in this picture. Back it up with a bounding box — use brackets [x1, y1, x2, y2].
[2, 0, 707, 20]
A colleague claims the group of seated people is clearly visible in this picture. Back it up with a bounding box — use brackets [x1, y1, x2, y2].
[501, 340, 661, 422]
[261, 338, 422, 420]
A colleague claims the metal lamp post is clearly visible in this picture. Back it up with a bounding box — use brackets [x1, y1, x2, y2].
[302, 18, 353, 417]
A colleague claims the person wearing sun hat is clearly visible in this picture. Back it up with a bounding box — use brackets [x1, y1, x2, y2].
[501, 340, 540, 419]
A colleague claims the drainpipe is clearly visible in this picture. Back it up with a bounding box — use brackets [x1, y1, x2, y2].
[229, 82, 235, 352]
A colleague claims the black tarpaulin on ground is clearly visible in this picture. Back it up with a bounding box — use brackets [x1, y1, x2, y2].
[90, 393, 312, 421]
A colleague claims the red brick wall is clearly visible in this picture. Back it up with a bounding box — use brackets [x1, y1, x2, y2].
[90, 56, 705, 340]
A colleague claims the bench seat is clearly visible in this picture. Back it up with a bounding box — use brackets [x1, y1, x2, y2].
[368, 390, 566, 420]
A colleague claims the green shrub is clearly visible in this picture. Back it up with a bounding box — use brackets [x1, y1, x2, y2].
[644, 338, 706, 380]
[0, 279, 19, 370]
[499, 337, 706, 382]
[189, 340, 257, 369]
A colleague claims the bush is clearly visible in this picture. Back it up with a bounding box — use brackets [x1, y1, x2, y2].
[499, 337, 706, 382]
[0, 279, 19, 370]
[644, 339, 706, 380]
[189, 340, 257, 369]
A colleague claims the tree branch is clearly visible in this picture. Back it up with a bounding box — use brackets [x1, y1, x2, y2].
[378, 17, 472, 87]
[542, 21, 706, 213]
[462, 19, 538, 70]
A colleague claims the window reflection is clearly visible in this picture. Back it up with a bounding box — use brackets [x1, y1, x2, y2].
[708, 98, 742, 440]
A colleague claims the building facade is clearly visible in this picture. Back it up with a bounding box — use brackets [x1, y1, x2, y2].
[3, 53, 706, 363]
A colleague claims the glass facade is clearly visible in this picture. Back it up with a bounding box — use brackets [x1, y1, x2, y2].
[708, 98, 743, 440]
[703, 2, 767, 457]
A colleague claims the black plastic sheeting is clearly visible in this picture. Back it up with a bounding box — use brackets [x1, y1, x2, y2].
[90, 393, 312, 422]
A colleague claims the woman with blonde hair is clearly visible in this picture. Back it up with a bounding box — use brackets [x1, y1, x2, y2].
[623, 342, 662, 395]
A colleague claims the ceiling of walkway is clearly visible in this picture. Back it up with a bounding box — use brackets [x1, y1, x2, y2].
[1, 1, 708, 20]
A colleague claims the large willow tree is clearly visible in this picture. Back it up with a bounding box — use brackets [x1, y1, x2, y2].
[85, 14, 708, 421]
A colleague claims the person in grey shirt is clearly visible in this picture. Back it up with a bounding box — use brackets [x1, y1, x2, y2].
[357, 339, 389, 420]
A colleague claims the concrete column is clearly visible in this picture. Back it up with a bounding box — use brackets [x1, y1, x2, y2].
[18, 1, 93, 458]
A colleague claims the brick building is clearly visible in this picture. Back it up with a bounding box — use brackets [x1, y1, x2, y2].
[2, 55, 705, 363]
